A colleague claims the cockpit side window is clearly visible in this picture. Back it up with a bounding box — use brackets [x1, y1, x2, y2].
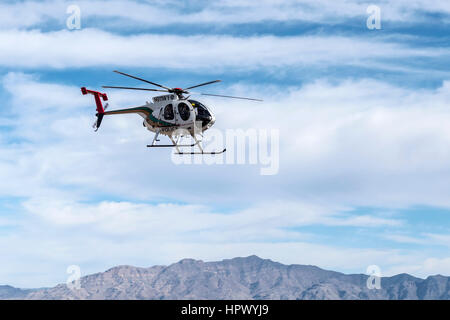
[178, 102, 190, 121]
[163, 104, 174, 120]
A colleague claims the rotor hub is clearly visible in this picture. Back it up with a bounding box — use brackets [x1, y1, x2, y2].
[170, 87, 188, 98]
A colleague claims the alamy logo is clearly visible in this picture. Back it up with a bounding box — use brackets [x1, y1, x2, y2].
[66, 265, 81, 290]
[366, 265, 382, 290]
[66, 5, 81, 30]
[171, 128, 280, 175]
[366, 5, 381, 30]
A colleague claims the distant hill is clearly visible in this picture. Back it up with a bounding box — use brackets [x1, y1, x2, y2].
[0, 285, 33, 299]
[2, 256, 449, 299]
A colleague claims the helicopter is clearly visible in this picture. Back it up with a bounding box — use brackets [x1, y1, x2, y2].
[81, 71, 262, 154]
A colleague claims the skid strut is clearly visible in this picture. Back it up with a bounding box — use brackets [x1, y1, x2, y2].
[147, 133, 226, 154]
[147, 134, 200, 151]
[175, 134, 226, 154]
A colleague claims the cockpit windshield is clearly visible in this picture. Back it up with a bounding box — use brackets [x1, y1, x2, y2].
[189, 100, 212, 127]
[189, 100, 211, 117]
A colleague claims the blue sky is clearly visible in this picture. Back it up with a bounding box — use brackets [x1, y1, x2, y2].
[0, 0, 449, 288]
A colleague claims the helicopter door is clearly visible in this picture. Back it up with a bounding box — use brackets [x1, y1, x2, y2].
[162, 103, 175, 125]
[175, 101, 193, 125]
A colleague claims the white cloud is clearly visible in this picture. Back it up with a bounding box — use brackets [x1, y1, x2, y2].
[0, 28, 447, 71]
[1, 0, 449, 30]
[385, 257, 450, 277]
[384, 234, 429, 245]
[383, 232, 450, 248]
[424, 233, 450, 247]
[21, 197, 401, 234]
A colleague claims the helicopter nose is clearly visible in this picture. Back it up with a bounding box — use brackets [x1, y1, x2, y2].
[201, 116, 213, 127]
[204, 114, 215, 129]
[208, 115, 215, 127]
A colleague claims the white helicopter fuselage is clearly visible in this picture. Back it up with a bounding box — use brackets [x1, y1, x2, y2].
[104, 93, 215, 137]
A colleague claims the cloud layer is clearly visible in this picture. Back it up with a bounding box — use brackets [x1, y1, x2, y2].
[1, 28, 447, 71]
[1, 0, 449, 30]
[1, 72, 449, 286]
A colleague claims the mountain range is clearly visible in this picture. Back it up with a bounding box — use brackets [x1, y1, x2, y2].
[1, 255, 449, 299]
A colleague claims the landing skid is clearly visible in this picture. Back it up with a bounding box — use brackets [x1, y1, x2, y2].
[147, 142, 198, 148]
[176, 148, 226, 155]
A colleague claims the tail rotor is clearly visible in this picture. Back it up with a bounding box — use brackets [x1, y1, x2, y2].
[92, 103, 108, 131]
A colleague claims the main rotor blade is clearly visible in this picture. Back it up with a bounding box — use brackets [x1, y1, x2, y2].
[113, 70, 172, 90]
[184, 80, 221, 90]
[200, 93, 263, 101]
[102, 86, 168, 92]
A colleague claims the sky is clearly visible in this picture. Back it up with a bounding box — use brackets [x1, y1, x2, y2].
[0, 0, 449, 288]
